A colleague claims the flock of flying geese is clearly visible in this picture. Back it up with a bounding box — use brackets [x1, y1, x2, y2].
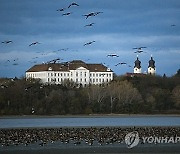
[1, 2, 105, 66]
[56, 2, 103, 47]
[1, 2, 176, 69]
[55, 2, 135, 67]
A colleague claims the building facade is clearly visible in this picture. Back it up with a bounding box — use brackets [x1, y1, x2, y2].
[134, 56, 142, 73]
[131, 55, 156, 76]
[26, 60, 113, 86]
[148, 56, 156, 75]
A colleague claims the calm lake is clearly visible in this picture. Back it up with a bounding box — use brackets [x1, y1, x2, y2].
[0, 115, 180, 128]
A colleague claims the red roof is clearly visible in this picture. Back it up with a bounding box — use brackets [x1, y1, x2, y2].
[26, 60, 113, 72]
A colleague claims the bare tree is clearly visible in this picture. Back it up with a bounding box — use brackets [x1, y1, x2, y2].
[172, 85, 180, 109]
[113, 80, 143, 112]
[106, 81, 118, 113]
[87, 85, 106, 104]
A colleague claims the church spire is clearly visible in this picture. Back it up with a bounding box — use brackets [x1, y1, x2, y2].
[148, 55, 156, 75]
[134, 55, 142, 73]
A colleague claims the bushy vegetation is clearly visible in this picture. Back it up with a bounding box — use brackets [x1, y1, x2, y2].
[0, 72, 180, 115]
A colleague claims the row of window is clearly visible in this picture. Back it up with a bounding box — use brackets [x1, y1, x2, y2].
[47, 77, 111, 84]
[48, 72, 71, 77]
[90, 78, 110, 83]
[90, 73, 112, 77]
[26, 73, 46, 78]
[47, 72, 112, 78]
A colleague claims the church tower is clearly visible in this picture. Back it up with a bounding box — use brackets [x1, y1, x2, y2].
[134, 55, 142, 73]
[148, 55, 156, 75]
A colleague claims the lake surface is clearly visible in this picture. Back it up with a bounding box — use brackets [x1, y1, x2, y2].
[0, 115, 180, 128]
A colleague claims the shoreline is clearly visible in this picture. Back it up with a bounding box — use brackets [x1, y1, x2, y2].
[1, 126, 180, 130]
[1, 143, 180, 154]
[1, 113, 180, 119]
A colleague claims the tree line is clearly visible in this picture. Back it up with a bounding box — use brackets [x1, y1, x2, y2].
[0, 71, 180, 115]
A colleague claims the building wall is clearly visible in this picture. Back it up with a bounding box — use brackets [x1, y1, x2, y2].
[134, 67, 142, 73]
[148, 67, 156, 75]
[26, 71, 48, 83]
[26, 68, 113, 86]
[71, 67, 90, 86]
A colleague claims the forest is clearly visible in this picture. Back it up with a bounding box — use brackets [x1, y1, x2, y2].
[0, 71, 180, 115]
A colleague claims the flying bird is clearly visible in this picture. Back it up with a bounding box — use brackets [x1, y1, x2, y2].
[57, 8, 66, 12]
[107, 54, 119, 57]
[58, 48, 69, 51]
[84, 41, 96, 46]
[84, 23, 95, 27]
[83, 12, 95, 19]
[133, 47, 147, 50]
[134, 50, 146, 53]
[115, 62, 127, 66]
[62, 12, 72, 16]
[68, 2, 79, 8]
[133, 47, 147, 54]
[48, 58, 62, 64]
[29, 42, 40, 46]
[83, 12, 103, 19]
[2, 40, 13, 44]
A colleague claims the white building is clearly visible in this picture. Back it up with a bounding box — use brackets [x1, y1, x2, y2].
[148, 56, 156, 75]
[132, 55, 156, 75]
[134, 56, 142, 73]
[26, 60, 113, 86]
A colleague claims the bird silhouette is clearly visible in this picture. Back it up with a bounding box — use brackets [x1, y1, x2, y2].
[84, 41, 96, 46]
[84, 23, 95, 27]
[107, 54, 119, 57]
[29, 42, 40, 46]
[68, 2, 79, 8]
[133, 47, 147, 50]
[133, 47, 147, 54]
[57, 8, 66, 12]
[62, 12, 72, 16]
[134, 50, 146, 53]
[58, 48, 69, 51]
[83, 12, 103, 19]
[2, 40, 13, 44]
[115, 62, 127, 66]
[47, 58, 62, 64]
[83, 13, 95, 19]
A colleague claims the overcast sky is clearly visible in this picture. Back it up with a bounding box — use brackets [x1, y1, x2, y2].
[0, 0, 180, 78]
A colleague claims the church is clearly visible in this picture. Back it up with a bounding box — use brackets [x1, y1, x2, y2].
[126, 56, 156, 77]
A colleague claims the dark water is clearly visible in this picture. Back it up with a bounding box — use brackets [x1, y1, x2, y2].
[0, 115, 180, 128]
